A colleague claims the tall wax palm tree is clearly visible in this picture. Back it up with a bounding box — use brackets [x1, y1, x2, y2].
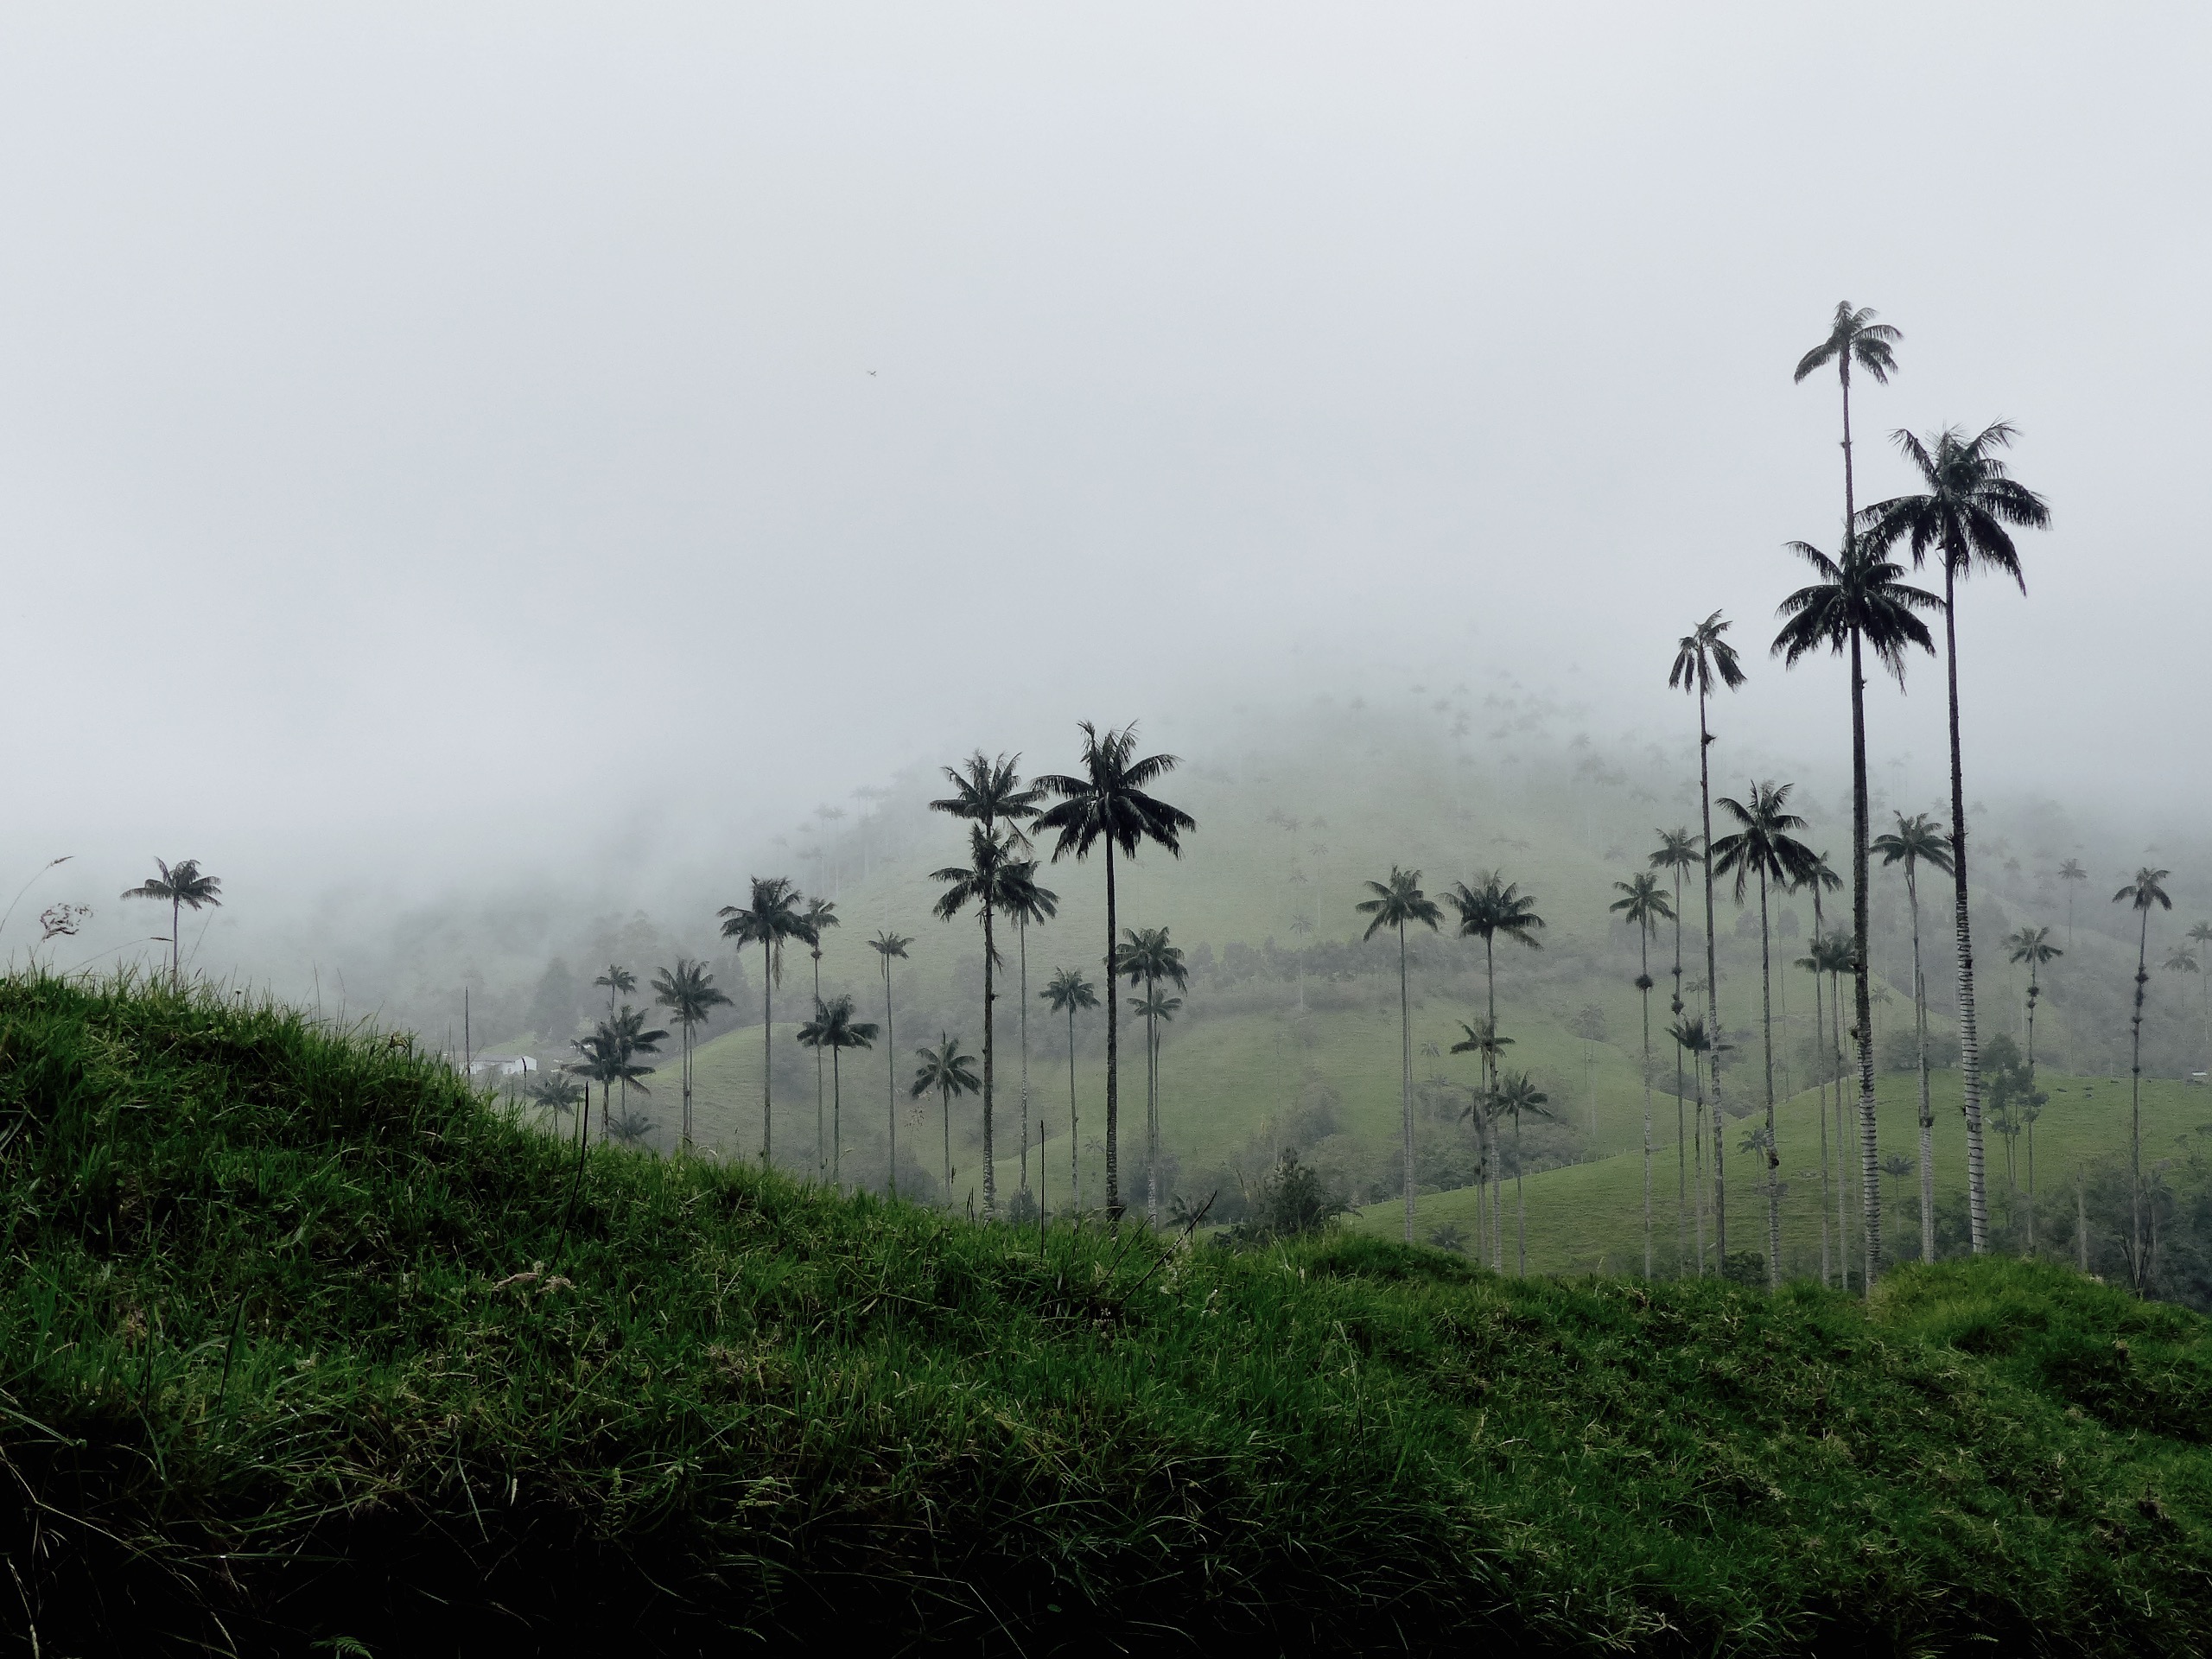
[800, 898, 841, 1176]
[120, 858, 223, 986]
[651, 960, 729, 1150]
[1611, 871, 1672, 1278]
[1711, 780, 1823, 1287]
[1859, 422, 2053, 1255]
[594, 964, 636, 1018]
[1799, 851, 1847, 1285]
[1451, 1018, 1513, 1268]
[1035, 722, 1196, 1224]
[1116, 925, 1188, 1227]
[1872, 811, 1955, 1265]
[1002, 861, 1060, 1197]
[1669, 1015, 1715, 1274]
[797, 995, 878, 1185]
[1796, 934, 1837, 1285]
[2113, 868, 2172, 1290]
[1358, 868, 1446, 1243]
[2057, 859, 2088, 949]
[930, 753, 1044, 1217]
[606, 1005, 668, 1143]
[1795, 302, 1902, 565]
[911, 1033, 981, 1205]
[1040, 967, 1098, 1213]
[2188, 920, 2212, 1081]
[2005, 925, 2062, 1249]
[1773, 540, 1941, 1287]
[1669, 613, 1747, 1260]
[717, 876, 812, 1167]
[1650, 828, 1700, 1260]
[1492, 1071, 1549, 1277]
[1129, 984, 1183, 1218]
[868, 931, 913, 1196]
[931, 826, 1024, 1217]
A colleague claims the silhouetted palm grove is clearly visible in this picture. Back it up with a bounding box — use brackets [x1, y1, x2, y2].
[365, 303, 2212, 1307]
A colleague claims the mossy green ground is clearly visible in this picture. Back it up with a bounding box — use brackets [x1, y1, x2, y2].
[7, 975, 2212, 1652]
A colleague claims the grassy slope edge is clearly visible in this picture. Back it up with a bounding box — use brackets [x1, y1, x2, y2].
[4, 976, 2211, 1655]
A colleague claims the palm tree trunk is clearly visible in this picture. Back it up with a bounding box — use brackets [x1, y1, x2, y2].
[1810, 888, 1831, 1286]
[1019, 918, 1033, 1196]
[1696, 685, 1729, 1262]
[1484, 940, 1503, 1269]
[1759, 868, 1781, 1289]
[1673, 872, 1687, 1269]
[982, 904, 997, 1218]
[1516, 1108, 1527, 1276]
[1940, 561, 1991, 1254]
[1849, 626, 1883, 1287]
[1103, 840, 1121, 1224]
[172, 894, 181, 987]
[1833, 963, 1850, 1289]
[1067, 1006, 1081, 1214]
[1909, 867, 1935, 1264]
[1400, 922, 1415, 1244]
[942, 1081, 952, 1200]
[832, 1047, 842, 1185]
[2024, 969, 2038, 1253]
[1640, 924, 1653, 1280]
[761, 942, 774, 1167]
[2132, 906, 2149, 1290]
[883, 956, 898, 1198]
[1150, 986, 1167, 1238]
[814, 953, 826, 1179]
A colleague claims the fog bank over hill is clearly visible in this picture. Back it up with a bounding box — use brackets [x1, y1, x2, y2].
[3, 6, 2209, 918]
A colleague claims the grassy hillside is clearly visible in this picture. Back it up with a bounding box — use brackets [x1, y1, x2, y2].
[9, 975, 2212, 1652]
[1352, 1065, 2211, 1276]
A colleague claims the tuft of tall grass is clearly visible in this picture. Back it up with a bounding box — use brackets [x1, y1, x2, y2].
[3, 971, 2211, 1653]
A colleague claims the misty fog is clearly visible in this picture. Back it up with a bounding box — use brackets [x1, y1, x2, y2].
[1, 7, 2207, 1077]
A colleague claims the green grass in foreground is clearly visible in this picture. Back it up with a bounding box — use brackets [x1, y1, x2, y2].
[7, 976, 2212, 1654]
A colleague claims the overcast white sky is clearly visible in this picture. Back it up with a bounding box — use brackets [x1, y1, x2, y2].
[3, 4, 2205, 908]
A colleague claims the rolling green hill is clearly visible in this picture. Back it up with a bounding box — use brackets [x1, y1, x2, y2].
[10, 973, 2212, 1653]
[569, 714, 2210, 1280]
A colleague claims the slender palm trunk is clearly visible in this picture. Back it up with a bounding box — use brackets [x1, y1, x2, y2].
[172, 895, 181, 986]
[1673, 872, 1687, 1268]
[831, 1047, 842, 1185]
[1516, 1108, 1528, 1276]
[1103, 842, 1122, 1224]
[1815, 971, 1832, 1287]
[1759, 867, 1781, 1287]
[761, 942, 774, 1166]
[1810, 888, 1831, 1285]
[1940, 561, 1991, 1254]
[1399, 923, 1416, 1244]
[982, 904, 997, 1218]
[1145, 980, 1161, 1228]
[1019, 918, 1033, 1195]
[814, 952, 826, 1179]
[1833, 961, 1851, 1289]
[2024, 971, 2039, 1252]
[1849, 627, 1883, 1287]
[1067, 1007, 1081, 1214]
[1484, 942, 1503, 1268]
[1907, 865, 1935, 1263]
[1692, 1047, 1707, 1274]
[1639, 924, 1654, 1279]
[883, 955, 898, 1198]
[1696, 686, 1729, 1262]
[941, 1081, 953, 1199]
[2130, 906, 2151, 1290]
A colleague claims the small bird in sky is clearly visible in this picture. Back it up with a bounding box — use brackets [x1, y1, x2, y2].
[867, 369, 877, 376]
